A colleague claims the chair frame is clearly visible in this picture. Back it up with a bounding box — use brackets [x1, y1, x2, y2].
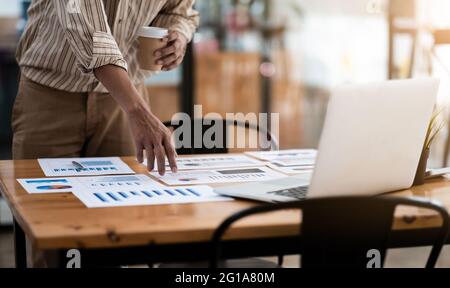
[209, 196, 450, 268]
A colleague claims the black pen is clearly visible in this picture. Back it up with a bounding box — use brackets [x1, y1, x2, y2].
[72, 161, 85, 169]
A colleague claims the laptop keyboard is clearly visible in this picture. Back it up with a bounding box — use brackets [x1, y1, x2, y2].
[268, 186, 308, 200]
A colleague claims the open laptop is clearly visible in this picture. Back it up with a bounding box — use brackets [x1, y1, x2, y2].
[215, 78, 440, 202]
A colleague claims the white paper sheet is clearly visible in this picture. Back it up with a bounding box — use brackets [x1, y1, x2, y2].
[167, 155, 264, 170]
[73, 185, 232, 208]
[268, 163, 314, 175]
[75, 175, 163, 190]
[17, 177, 80, 194]
[245, 149, 317, 161]
[150, 166, 285, 186]
[17, 175, 160, 194]
[144, 155, 264, 171]
[271, 158, 315, 167]
[38, 157, 135, 176]
[246, 149, 317, 167]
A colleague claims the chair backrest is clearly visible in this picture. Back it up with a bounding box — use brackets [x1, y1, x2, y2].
[164, 118, 279, 155]
[209, 196, 449, 268]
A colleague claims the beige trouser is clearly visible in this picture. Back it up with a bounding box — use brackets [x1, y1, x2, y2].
[12, 76, 145, 159]
[12, 76, 147, 267]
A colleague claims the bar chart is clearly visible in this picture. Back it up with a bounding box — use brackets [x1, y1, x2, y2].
[73, 185, 232, 208]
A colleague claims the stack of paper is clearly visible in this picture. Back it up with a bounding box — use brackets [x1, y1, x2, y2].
[21, 151, 320, 208]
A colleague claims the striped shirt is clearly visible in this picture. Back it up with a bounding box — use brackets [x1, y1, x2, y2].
[16, 0, 199, 93]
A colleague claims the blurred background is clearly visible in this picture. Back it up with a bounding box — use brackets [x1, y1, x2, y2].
[1, 0, 450, 267]
[2, 0, 450, 160]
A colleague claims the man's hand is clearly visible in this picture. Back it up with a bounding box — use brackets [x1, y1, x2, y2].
[127, 105, 177, 176]
[154, 31, 188, 71]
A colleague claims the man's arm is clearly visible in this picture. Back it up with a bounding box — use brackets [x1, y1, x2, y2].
[53, 0, 177, 175]
[94, 65, 177, 175]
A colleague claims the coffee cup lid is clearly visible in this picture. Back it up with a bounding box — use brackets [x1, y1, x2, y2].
[137, 27, 169, 39]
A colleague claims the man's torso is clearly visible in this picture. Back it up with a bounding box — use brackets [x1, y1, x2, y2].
[16, 0, 166, 92]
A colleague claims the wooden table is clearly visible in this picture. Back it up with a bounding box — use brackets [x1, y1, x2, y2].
[1, 156, 450, 267]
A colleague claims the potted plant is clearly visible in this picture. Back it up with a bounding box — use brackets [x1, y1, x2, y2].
[413, 108, 446, 185]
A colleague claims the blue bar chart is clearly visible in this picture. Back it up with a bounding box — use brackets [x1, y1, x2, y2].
[73, 185, 232, 208]
[38, 157, 135, 176]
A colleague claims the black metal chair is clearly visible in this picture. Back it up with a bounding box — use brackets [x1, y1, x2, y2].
[210, 196, 450, 268]
[163, 118, 279, 154]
